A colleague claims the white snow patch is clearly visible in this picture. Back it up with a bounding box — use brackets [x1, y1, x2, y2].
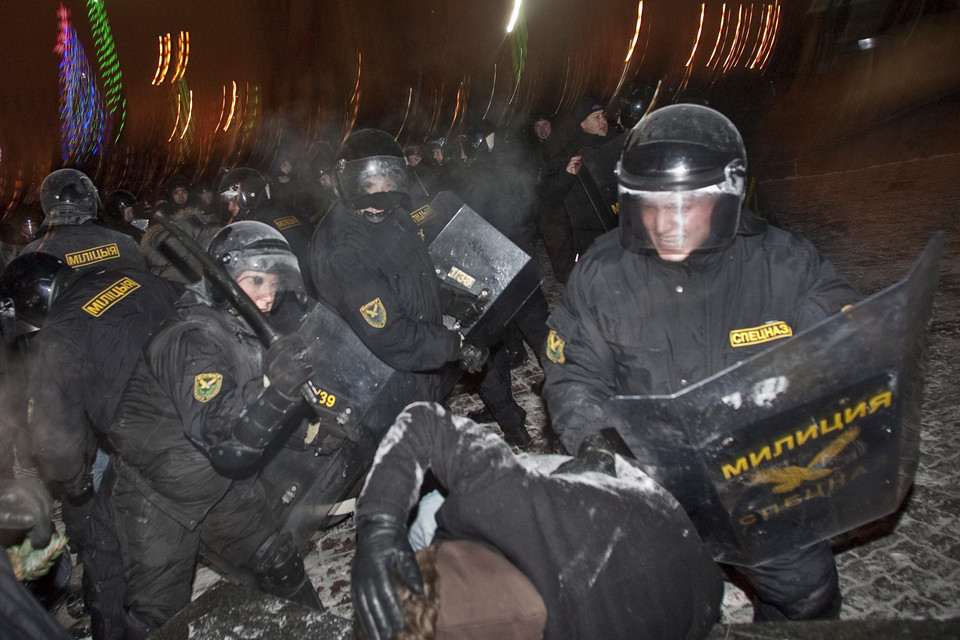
[721, 391, 743, 409]
[750, 376, 788, 407]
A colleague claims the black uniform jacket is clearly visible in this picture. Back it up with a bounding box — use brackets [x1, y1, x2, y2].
[108, 284, 267, 530]
[27, 268, 182, 490]
[358, 402, 722, 640]
[309, 202, 459, 372]
[23, 222, 148, 276]
[543, 214, 860, 453]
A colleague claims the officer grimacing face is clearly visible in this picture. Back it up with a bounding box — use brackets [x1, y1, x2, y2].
[237, 270, 280, 312]
[639, 192, 715, 262]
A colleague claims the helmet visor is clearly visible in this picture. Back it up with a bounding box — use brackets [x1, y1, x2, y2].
[619, 184, 741, 259]
[336, 156, 410, 210]
[221, 244, 303, 296]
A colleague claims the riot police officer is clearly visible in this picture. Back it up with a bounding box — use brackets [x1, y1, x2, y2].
[219, 167, 315, 296]
[543, 104, 859, 622]
[100, 190, 147, 243]
[309, 129, 486, 402]
[0, 252, 183, 638]
[22, 169, 147, 275]
[106, 221, 322, 637]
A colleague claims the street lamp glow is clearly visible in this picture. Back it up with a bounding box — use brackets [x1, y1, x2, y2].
[506, 0, 522, 33]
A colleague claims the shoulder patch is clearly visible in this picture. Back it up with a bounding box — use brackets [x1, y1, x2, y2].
[64, 243, 121, 268]
[194, 373, 223, 402]
[274, 216, 301, 230]
[360, 297, 387, 328]
[82, 276, 141, 317]
[729, 321, 793, 347]
[546, 329, 566, 364]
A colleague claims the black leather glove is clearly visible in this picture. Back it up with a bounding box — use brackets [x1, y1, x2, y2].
[0, 478, 54, 548]
[265, 333, 314, 398]
[456, 341, 488, 374]
[553, 434, 618, 477]
[352, 511, 423, 640]
[439, 287, 485, 328]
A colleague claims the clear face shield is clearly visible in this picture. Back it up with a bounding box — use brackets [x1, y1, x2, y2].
[336, 156, 411, 221]
[618, 161, 745, 260]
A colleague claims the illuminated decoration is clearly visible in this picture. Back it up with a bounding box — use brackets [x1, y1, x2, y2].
[86, 0, 126, 142]
[151, 34, 171, 85]
[55, 3, 106, 165]
[171, 31, 190, 83]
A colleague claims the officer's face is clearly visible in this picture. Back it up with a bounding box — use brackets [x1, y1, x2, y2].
[639, 192, 715, 262]
[237, 270, 280, 312]
[171, 187, 189, 205]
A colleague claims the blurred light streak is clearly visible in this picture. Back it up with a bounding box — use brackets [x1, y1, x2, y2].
[625, 1, 643, 63]
[55, 3, 106, 165]
[86, 0, 126, 142]
[506, 0, 522, 33]
[510, 9, 528, 86]
[167, 93, 182, 142]
[223, 81, 238, 132]
[171, 31, 190, 83]
[484, 64, 497, 118]
[706, 4, 727, 68]
[152, 34, 171, 85]
[685, 4, 706, 67]
[757, 3, 780, 69]
[343, 52, 363, 146]
[179, 90, 193, 141]
[731, 4, 755, 69]
[395, 87, 413, 140]
[721, 6, 744, 73]
[745, 6, 767, 68]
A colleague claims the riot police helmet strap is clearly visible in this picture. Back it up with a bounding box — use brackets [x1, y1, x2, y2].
[616, 104, 747, 258]
[335, 129, 411, 214]
[0, 252, 72, 341]
[204, 221, 303, 304]
[39, 168, 100, 226]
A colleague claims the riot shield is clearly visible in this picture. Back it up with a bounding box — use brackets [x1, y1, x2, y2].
[576, 131, 627, 233]
[259, 301, 419, 547]
[410, 191, 543, 346]
[605, 233, 944, 566]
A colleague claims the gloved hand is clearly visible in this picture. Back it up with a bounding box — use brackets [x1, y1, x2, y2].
[552, 434, 618, 478]
[439, 287, 485, 328]
[265, 333, 314, 398]
[0, 478, 54, 548]
[456, 341, 488, 374]
[352, 511, 423, 640]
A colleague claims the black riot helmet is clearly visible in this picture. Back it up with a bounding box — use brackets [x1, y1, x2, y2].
[0, 252, 72, 341]
[39, 168, 100, 227]
[204, 221, 303, 309]
[618, 82, 657, 130]
[102, 190, 138, 225]
[335, 129, 411, 222]
[0, 207, 44, 245]
[616, 104, 747, 260]
[218, 168, 269, 224]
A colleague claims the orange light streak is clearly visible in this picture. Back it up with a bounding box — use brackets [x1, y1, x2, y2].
[171, 31, 190, 83]
[721, 6, 743, 73]
[223, 81, 237, 132]
[167, 93, 181, 142]
[758, 3, 781, 69]
[685, 4, 706, 67]
[151, 34, 171, 85]
[179, 90, 193, 140]
[706, 4, 727, 68]
[625, 1, 643, 63]
[731, 4, 755, 69]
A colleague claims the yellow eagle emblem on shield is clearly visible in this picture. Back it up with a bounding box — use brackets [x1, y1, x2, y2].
[546, 330, 566, 364]
[194, 373, 223, 403]
[360, 297, 387, 328]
